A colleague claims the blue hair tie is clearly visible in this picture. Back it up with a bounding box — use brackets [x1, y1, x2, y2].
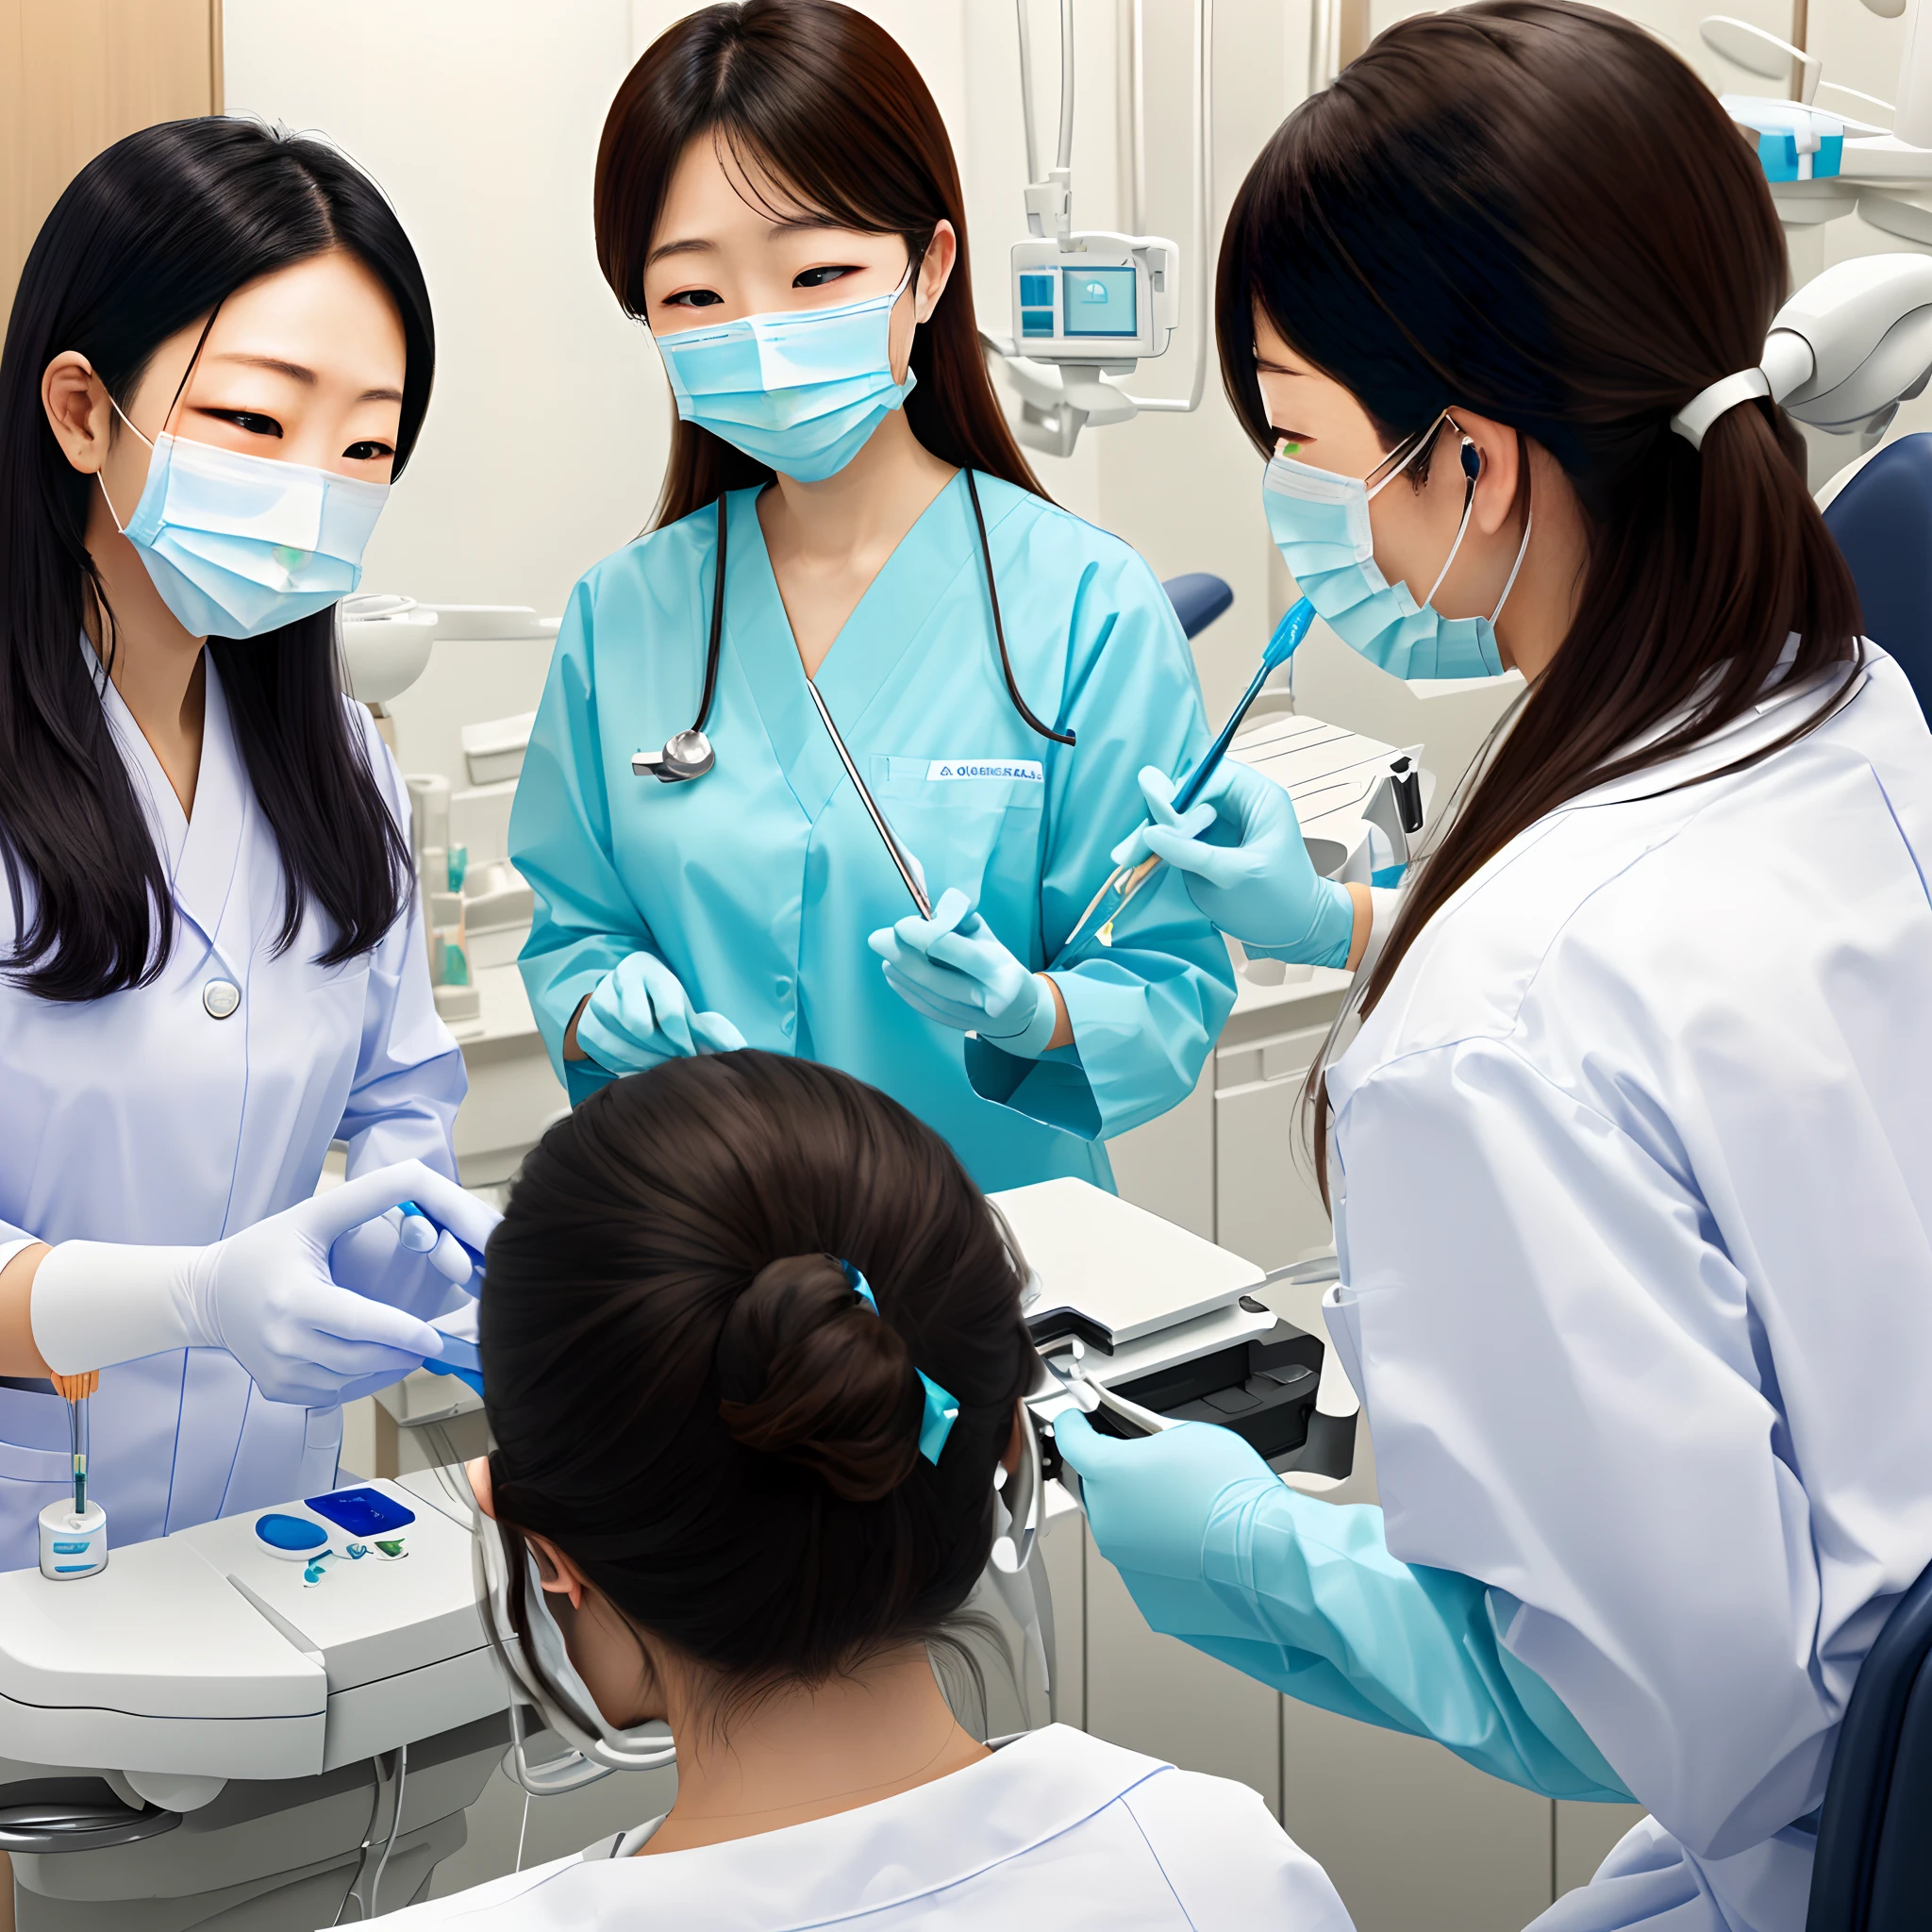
[840, 1261, 959, 1465]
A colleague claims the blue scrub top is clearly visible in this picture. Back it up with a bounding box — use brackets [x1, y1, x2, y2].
[511, 471, 1234, 1192]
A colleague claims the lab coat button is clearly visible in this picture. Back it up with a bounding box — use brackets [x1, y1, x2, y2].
[203, 978, 242, 1020]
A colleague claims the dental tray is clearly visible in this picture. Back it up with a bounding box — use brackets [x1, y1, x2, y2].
[991, 1177, 1265, 1353]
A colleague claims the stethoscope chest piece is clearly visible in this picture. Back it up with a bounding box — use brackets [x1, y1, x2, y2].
[631, 727, 715, 784]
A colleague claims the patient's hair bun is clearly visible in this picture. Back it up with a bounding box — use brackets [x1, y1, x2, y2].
[715, 1255, 922, 1502]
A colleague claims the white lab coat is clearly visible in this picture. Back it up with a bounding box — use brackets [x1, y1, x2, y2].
[1323, 645, 1932, 1932]
[374, 1724, 1355, 1930]
[0, 653, 464, 1570]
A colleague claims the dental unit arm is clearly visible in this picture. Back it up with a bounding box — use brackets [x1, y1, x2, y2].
[1756, 252, 1932, 444]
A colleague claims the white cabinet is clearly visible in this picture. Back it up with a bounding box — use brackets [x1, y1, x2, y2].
[1214, 1015, 1340, 1271]
[1105, 961, 1351, 1257]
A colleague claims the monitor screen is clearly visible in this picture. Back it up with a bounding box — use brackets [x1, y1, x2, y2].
[1060, 264, 1138, 338]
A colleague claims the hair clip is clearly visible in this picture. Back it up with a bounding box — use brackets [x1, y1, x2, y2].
[840, 1260, 958, 1465]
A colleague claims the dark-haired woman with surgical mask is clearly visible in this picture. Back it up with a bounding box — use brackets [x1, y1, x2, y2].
[0, 119, 492, 1571]
[1057, 8, 1932, 1930]
[509, 0, 1234, 1194]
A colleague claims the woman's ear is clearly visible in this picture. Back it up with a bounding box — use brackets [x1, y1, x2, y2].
[1000, 1398, 1026, 1477]
[1448, 408, 1524, 540]
[465, 1456, 494, 1519]
[914, 219, 958, 325]
[527, 1532, 589, 1612]
[42, 353, 112, 475]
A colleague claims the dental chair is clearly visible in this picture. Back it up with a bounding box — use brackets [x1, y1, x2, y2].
[1160, 572, 1234, 641]
[1806, 1557, 1932, 1930]
[1821, 432, 1932, 723]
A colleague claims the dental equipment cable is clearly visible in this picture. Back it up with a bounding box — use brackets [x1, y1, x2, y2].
[367, 1742, 407, 1916]
[1070, 595, 1316, 946]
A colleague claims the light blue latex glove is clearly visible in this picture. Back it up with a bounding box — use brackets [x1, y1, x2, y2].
[575, 949, 746, 1074]
[1112, 763, 1356, 966]
[1055, 1412, 1633, 1803]
[867, 888, 1060, 1058]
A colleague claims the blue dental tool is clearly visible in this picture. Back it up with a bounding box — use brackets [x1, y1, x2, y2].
[1072, 596, 1317, 944]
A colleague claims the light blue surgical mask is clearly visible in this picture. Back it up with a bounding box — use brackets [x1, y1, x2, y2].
[1262, 413, 1530, 681]
[656, 268, 917, 483]
[103, 404, 389, 641]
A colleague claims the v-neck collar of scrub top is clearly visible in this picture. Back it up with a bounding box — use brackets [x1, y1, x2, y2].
[86, 639, 252, 979]
[511, 1725, 1173, 1928]
[726, 471, 1023, 823]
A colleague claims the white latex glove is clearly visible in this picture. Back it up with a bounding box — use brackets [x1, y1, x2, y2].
[31, 1162, 500, 1407]
[330, 1205, 475, 1324]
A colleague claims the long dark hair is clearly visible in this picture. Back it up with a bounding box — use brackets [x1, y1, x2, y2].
[595, 0, 1045, 528]
[1214, 1, 1862, 1191]
[480, 1051, 1036, 1720]
[0, 118, 434, 1001]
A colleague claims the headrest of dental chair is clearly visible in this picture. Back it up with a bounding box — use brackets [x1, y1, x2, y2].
[1807, 1554, 1932, 1930]
[1161, 573, 1234, 641]
[1822, 434, 1932, 724]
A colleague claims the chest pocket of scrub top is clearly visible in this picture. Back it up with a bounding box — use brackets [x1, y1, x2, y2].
[868, 757, 1046, 903]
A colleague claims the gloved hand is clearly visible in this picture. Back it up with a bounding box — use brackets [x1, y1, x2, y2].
[868, 888, 1060, 1058]
[1054, 1410, 1279, 1580]
[1053, 1411, 1636, 1804]
[330, 1202, 476, 1324]
[30, 1162, 499, 1407]
[575, 950, 746, 1073]
[1113, 763, 1356, 966]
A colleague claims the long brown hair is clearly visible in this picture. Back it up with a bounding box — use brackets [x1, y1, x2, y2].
[481, 1051, 1035, 1711]
[595, 0, 1044, 529]
[1215, 1, 1862, 1194]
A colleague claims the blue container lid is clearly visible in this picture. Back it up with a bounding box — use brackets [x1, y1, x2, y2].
[255, 1512, 328, 1553]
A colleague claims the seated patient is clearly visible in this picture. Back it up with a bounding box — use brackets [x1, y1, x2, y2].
[387, 1051, 1354, 1929]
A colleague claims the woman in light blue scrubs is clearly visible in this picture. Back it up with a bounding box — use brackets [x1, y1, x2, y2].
[512, 0, 1233, 1192]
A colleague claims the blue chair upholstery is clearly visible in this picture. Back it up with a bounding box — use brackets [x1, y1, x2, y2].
[1822, 433, 1932, 723]
[1161, 572, 1234, 641]
[1807, 1559, 1932, 1929]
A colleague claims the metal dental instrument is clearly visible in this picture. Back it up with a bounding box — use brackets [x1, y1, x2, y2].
[1071, 595, 1316, 947]
[803, 676, 934, 920]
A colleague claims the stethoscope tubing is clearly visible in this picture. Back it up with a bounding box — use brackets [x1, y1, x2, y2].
[643, 470, 1073, 782]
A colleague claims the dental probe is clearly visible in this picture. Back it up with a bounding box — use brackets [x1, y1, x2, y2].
[1071, 597, 1316, 946]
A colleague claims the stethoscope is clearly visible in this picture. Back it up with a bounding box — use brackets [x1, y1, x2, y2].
[630, 471, 1074, 784]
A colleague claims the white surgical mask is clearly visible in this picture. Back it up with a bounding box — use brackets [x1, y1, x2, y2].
[1262, 412, 1531, 681]
[656, 267, 917, 482]
[102, 400, 388, 641]
[475, 1504, 675, 1794]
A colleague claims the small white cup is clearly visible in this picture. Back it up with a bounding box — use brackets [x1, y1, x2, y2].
[39, 1500, 108, 1580]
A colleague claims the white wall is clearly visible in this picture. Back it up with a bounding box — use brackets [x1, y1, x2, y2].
[224, 0, 663, 624]
[225, 0, 1932, 759]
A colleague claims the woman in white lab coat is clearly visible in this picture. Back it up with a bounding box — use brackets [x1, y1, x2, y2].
[0, 120, 492, 1572]
[1056, 8, 1932, 1931]
[388, 1051, 1352, 1931]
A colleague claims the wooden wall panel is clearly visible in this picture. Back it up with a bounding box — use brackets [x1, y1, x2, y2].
[0, 0, 218, 324]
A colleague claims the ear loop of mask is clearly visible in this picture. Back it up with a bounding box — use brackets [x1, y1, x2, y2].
[1368, 412, 1535, 629]
[474, 1490, 676, 1795]
[93, 304, 222, 535]
[986, 1401, 1054, 1712]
